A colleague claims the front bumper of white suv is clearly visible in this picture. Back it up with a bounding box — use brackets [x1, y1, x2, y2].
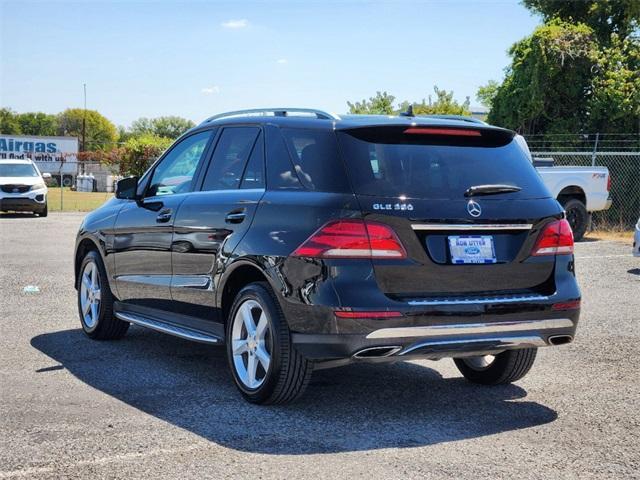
[0, 184, 48, 213]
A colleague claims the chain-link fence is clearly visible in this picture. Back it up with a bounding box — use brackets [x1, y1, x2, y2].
[44, 161, 119, 190]
[530, 151, 640, 229]
[41, 161, 120, 212]
[525, 133, 640, 152]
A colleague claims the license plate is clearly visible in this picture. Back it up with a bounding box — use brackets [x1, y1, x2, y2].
[448, 235, 496, 264]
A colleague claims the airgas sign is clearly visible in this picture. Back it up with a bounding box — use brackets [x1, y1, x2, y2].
[0, 134, 78, 174]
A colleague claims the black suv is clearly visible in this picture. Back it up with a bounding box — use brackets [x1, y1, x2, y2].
[74, 108, 580, 404]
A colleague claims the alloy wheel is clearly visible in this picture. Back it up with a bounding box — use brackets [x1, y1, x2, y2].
[231, 299, 272, 389]
[79, 261, 101, 328]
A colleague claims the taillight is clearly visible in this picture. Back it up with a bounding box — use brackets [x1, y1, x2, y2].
[552, 300, 581, 311]
[404, 127, 481, 137]
[531, 219, 574, 256]
[292, 219, 406, 259]
[607, 174, 611, 192]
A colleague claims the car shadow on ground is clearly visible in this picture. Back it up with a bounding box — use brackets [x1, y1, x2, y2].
[31, 328, 558, 454]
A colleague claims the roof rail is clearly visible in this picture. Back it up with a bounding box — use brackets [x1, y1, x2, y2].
[202, 108, 340, 123]
[422, 114, 487, 125]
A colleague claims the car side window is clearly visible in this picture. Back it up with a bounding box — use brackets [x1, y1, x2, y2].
[202, 127, 260, 191]
[280, 128, 350, 193]
[240, 132, 265, 189]
[146, 131, 212, 197]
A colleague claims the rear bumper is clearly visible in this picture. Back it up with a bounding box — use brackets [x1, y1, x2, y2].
[588, 192, 612, 212]
[284, 252, 581, 363]
[293, 315, 577, 364]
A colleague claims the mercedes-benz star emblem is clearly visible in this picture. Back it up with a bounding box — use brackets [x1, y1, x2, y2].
[467, 200, 482, 217]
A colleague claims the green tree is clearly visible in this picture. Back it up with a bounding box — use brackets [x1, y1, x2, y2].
[116, 125, 132, 143]
[129, 116, 195, 139]
[522, 0, 640, 41]
[116, 134, 173, 177]
[347, 91, 396, 114]
[476, 80, 500, 109]
[0, 108, 22, 134]
[129, 117, 154, 135]
[57, 108, 119, 150]
[17, 112, 57, 136]
[347, 88, 470, 116]
[410, 86, 471, 115]
[151, 116, 195, 139]
[588, 35, 640, 133]
[487, 20, 598, 134]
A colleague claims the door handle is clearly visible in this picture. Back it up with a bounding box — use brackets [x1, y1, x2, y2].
[225, 210, 246, 224]
[156, 209, 172, 223]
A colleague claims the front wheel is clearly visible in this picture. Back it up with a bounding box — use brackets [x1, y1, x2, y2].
[453, 348, 537, 385]
[77, 250, 129, 340]
[38, 203, 48, 217]
[226, 282, 312, 404]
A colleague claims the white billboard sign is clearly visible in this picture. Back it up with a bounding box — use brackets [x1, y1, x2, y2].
[0, 134, 79, 175]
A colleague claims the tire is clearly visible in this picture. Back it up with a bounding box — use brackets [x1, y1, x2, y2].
[226, 282, 312, 404]
[38, 203, 48, 217]
[77, 250, 129, 340]
[561, 198, 588, 241]
[453, 348, 537, 385]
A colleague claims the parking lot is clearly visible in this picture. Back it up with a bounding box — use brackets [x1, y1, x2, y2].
[1, 212, 638, 479]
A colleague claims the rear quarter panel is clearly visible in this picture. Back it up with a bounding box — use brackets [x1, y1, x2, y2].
[220, 190, 363, 333]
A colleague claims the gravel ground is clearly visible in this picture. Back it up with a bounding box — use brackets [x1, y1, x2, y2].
[1, 212, 639, 479]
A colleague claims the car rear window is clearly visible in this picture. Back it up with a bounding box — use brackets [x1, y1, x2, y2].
[336, 126, 550, 200]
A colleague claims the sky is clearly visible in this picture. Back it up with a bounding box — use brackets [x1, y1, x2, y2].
[0, 0, 542, 127]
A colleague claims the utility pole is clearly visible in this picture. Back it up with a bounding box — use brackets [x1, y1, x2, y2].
[82, 83, 87, 152]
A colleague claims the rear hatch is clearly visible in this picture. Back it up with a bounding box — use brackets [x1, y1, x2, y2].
[336, 124, 563, 298]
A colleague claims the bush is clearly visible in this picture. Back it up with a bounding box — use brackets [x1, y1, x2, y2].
[118, 134, 173, 177]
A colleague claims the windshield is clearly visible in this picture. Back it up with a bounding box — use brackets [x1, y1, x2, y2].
[337, 128, 550, 200]
[0, 163, 39, 178]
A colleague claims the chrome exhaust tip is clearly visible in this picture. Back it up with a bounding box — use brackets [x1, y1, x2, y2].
[353, 346, 402, 359]
[548, 335, 573, 346]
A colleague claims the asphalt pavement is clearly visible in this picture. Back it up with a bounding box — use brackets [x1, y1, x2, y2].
[1, 212, 639, 479]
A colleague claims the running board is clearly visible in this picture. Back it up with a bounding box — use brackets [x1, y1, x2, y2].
[114, 311, 221, 344]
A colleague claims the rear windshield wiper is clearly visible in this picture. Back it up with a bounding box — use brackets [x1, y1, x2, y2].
[464, 184, 522, 197]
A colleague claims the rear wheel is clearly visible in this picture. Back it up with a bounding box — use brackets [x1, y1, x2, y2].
[77, 250, 129, 340]
[454, 348, 537, 385]
[561, 198, 588, 241]
[226, 282, 312, 404]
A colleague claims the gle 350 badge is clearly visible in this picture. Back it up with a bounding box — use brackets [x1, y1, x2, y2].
[373, 203, 414, 211]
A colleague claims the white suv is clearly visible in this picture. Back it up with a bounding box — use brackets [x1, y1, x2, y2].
[0, 159, 49, 217]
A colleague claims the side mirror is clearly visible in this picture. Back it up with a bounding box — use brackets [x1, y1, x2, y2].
[115, 176, 139, 200]
[41, 172, 52, 179]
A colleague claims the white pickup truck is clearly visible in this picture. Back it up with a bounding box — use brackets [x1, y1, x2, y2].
[536, 165, 612, 240]
[514, 136, 612, 241]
